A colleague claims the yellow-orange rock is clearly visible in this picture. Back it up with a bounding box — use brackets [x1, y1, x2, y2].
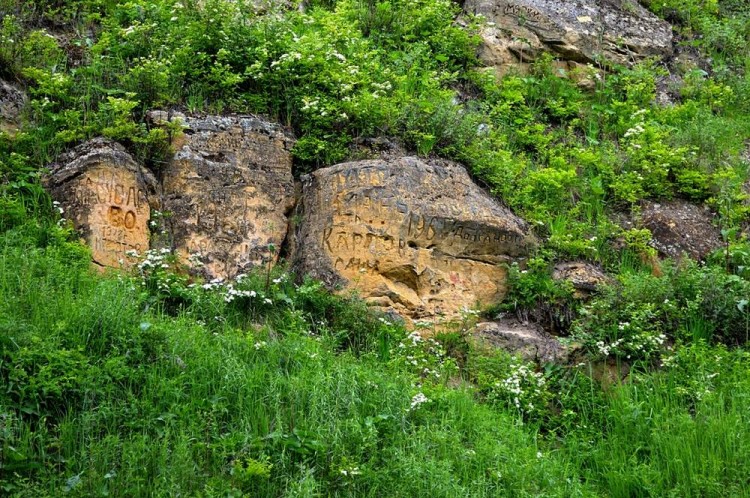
[292, 157, 536, 323]
[163, 115, 295, 279]
[47, 138, 158, 268]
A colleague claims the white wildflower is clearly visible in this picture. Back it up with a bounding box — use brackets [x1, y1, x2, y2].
[410, 392, 429, 410]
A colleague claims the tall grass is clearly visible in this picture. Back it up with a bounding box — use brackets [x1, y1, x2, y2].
[559, 351, 750, 497]
[0, 222, 590, 496]
[3, 216, 750, 496]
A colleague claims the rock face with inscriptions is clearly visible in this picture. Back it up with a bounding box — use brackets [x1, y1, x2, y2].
[466, 0, 673, 72]
[46, 138, 158, 268]
[292, 157, 536, 322]
[163, 115, 295, 279]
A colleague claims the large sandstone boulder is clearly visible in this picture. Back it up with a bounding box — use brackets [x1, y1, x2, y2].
[163, 115, 295, 279]
[293, 157, 536, 322]
[466, 0, 673, 72]
[46, 138, 159, 268]
[0, 79, 25, 136]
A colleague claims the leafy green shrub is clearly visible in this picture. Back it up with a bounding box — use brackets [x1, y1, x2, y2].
[1, 342, 95, 420]
[0, 14, 22, 77]
[574, 300, 668, 361]
[614, 114, 690, 204]
[293, 278, 399, 355]
[230, 455, 273, 492]
[500, 258, 577, 332]
[573, 262, 750, 355]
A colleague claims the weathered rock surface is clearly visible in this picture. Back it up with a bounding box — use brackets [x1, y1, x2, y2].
[145, 109, 187, 126]
[473, 319, 569, 363]
[553, 261, 611, 298]
[466, 0, 673, 72]
[292, 157, 536, 322]
[742, 140, 750, 165]
[0, 79, 25, 135]
[46, 138, 158, 268]
[163, 115, 295, 279]
[641, 200, 721, 261]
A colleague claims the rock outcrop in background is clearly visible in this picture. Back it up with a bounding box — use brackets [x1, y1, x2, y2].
[466, 0, 673, 74]
[293, 157, 536, 322]
[46, 117, 636, 329]
[640, 200, 722, 261]
[162, 115, 295, 279]
[0, 79, 25, 136]
[473, 319, 570, 363]
[46, 138, 159, 268]
[47, 130, 537, 324]
[50, 107, 726, 331]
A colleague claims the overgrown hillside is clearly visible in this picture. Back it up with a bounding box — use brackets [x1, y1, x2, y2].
[2, 0, 750, 496]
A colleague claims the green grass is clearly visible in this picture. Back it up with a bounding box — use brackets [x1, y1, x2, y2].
[2, 217, 750, 496]
[556, 352, 750, 497]
[0, 221, 589, 496]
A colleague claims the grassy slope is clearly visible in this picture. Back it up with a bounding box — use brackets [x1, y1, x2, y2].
[0, 221, 590, 497]
[2, 211, 750, 496]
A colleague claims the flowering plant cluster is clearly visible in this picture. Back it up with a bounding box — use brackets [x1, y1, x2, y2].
[125, 246, 299, 323]
[574, 299, 668, 362]
[220, 272, 291, 312]
[390, 328, 456, 383]
[656, 341, 746, 404]
[486, 359, 551, 419]
[128, 248, 192, 301]
[613, 109, 695, 204]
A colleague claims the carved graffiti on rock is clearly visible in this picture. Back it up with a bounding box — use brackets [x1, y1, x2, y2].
[295, 158, 534, 324]
[502, 2, 545, 23]
[163, 115, 295, 280]
[74, 168, 151, 268]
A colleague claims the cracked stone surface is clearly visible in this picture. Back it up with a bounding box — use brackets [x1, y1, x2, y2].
[473, 318, 570, 363]
[641, 200, 722, 261]
[466, 0, 673, 72]
[46, 138, 159, 268]
[162, 115, 296, 280]
[0, 79, 25, 136]
[292, 157, 536, 322]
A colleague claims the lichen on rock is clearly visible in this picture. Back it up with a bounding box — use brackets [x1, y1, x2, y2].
[640, 200, 722, 261]
[466, 0, 674, 74]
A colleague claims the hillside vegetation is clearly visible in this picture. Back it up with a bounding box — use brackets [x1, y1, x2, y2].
[2, 0, 750, 496]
